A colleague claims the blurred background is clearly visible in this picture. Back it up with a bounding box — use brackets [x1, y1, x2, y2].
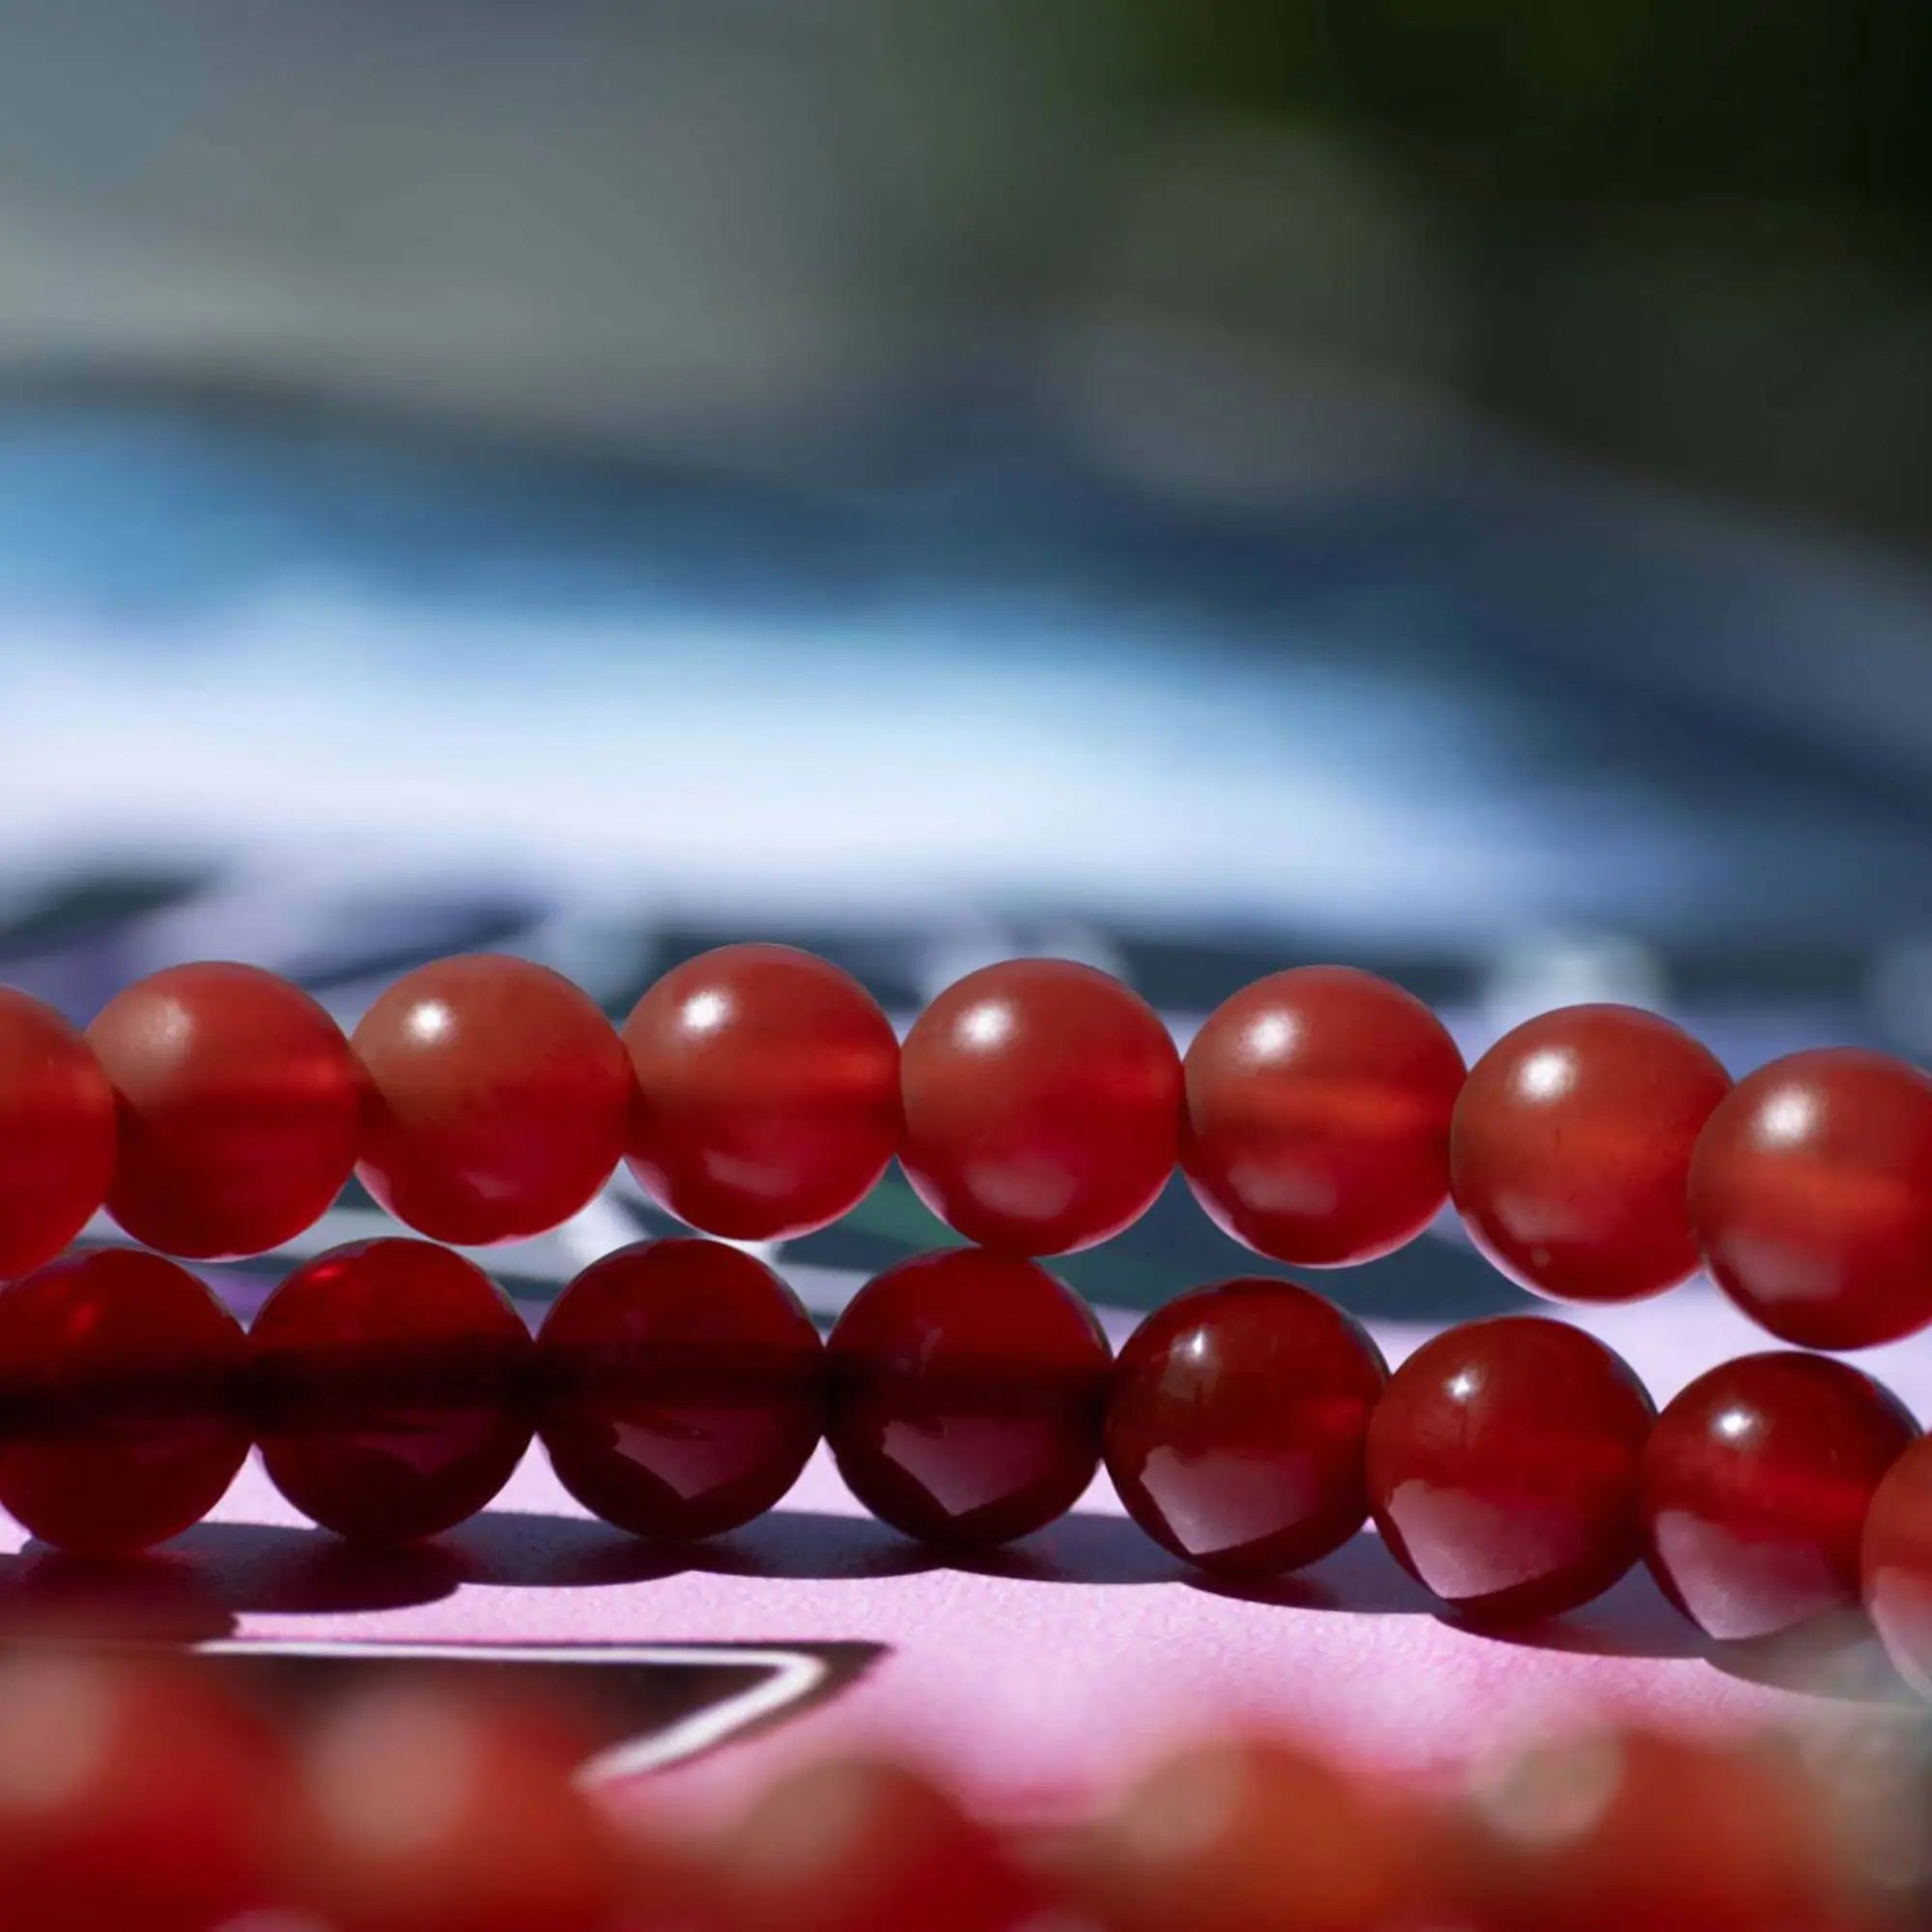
[3, 0, 1931, 1315]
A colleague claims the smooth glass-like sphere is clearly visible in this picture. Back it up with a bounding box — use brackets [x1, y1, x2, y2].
[1366, 1317, 1656, 1621]
[826, 1248, 1112, 1546]
[1451, 1004, 1730, 1303]
[1642, 1350, 1917, 1641]
[1183, 967, 1464, 1266]
[353, 954, 631, 1246]
[1104, 1278, 1387, 1576]
[537, 1237, 824, 1539]
[251, 1238, 534, 1541]
[1690, 1047, 1932, 1349]
[0, 988, 116, 1279]
[899, 959, 1180, 1255]
[0, 1249, 249, 1551]
[1862, 1435, 1932, 1696]
[624, 944, 900, 1240]
[88, 962, 360, 1260]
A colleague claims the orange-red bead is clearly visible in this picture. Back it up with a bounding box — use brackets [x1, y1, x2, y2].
[0, 988, 115, 1279]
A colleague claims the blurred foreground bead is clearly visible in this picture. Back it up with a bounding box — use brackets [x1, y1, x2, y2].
[826, 1248, 1111, 1546]
[1366, 1317, 1655, 1620]
[624, 944, 900, 1240]
[714, 1755, 1044, 1932]
[354, 953, 631, 1245]
[252, 1238, 533, 1541]
[1690, 1047, 1932, 1349]
[1104, 1278, 1386, 1576]
[88, 961, 360, 1259]
[1183, 967, 1463, 1266]
[899, 959, 1180, 1255]
[1643, 1351, 1917, 1642]
[538, 1237, 823, 1538]
[1452, 1004, 1729, 1303]
[1863, 1434, 1932, 1696]
[0, 1650, 288, 1932]
[0, 989, 115, 1279]
[0, 1249, 247, 1551]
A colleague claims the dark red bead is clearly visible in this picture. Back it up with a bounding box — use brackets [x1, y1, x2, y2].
[899, 959, 1180, 1255]
[88, 962, 360, 1260]
[1366, 1317, 1656, 1621]
[353, 954, 631, 1246]
[537, 1237, 823, 1539]
[826, 1247, 1112, 1546]
[0, 988, 116, 1279]
[1182, 967, 1464, 1267]
[0, 1249, 248, 1552]
[623, 945, 900, 1241]
[1642, 1350, 1917, 1641]
[1690, 1047, 1932, 1350]
[251, 1238, 533, 1542]
[1451, 1004, 1730, 1304]
[1863, 1434, 1932, 1695]
[1104, 1278, 1387, 1576]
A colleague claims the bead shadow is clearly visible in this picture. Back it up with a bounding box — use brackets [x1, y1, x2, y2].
[1442, 1565, 1713, 1662]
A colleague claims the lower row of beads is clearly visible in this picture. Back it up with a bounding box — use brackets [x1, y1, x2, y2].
[3, 1239, 1931, 1690]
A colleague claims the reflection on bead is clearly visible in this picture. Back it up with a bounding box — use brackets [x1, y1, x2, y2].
[1863, 1434, 1932, 1697]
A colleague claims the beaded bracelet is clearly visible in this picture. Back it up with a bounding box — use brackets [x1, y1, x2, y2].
[6, 946, 1932, 1350]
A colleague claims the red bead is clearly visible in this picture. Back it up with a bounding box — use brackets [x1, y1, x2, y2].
[1451, 1004, 1730, 1304]
[1365, 1317, 1655, 1620]
[0, 989, 115, 1278]
[0, 1249, 248, 1552]
[1104, 1278, 1387, 1576]
[251, 1238, 533, 1542]
[623, 945, 900, 1240]
[537, 1237, 823, 1538]
[1862, 1434, 1932, 1696]
[899, 959, 1180, 1255]
[1642, 1351, 1916, 1642]
[1182, 967, 1464, 1266]
[826, 1248, 1112, 1546]
[353, 954, 631, 1246]
[88, 962, 360, 1260]
[1690, 1047, 1932, 1350]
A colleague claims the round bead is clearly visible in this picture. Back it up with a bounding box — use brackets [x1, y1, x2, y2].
[537, 1237, 823, 1539]
[1642, 1351, 1917, 1642]
[825, 1248, 1112, 1546]
[899, 959, 1180, 1255]
[1690, 1047, 1932, 1350]
[1182, 967, 1464, 1266]
[87, 962, 360, 1260]
[1103, 1278, 1387, 1576]
[1365, 1317, 1655, 1621]
[0, 988, 115, 1279]
[1862, 1434, 1932, 1696]
[250, 1238, 533, 1542]
[0, 1249, 248, 1552]
[353, 954, 631, 1246]
[623, 945, 900, 1240]
[1451, 1004, 1730, 1304]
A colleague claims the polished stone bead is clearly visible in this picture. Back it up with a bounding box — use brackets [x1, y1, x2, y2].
[1366, 1316, 1655, 1621]
[88, 962, 360, 1260]
[1183, 967, 1464, 1266]
[1103, 1277, 1387, 1576]
[0, 988, 116, 1279]
[537, 1237, 823, 1539]
[1862, 1434, 1932, 1696]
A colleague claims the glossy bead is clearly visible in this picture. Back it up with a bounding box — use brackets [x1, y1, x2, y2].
[87, 962, 360, 1260]
[623, 944, 899, 1240]
[1642, 1351, 1917, 1641]
[826, 1248, 1112, 1546]
[251, 1238, 533, 1542]
[1104, 1278, 1387, 1576]
[1182, 967, 1464, 1266]
[1690, 1047, 1932, 1350]
[899, 959, 1180, 1255]
[0, 989, 115, 1278]
[1862, 1434, 1932, 1696]
[0, 1249, 248, 1552]
[537, 1237, 823, 1539]
[353, 954, 631, 1246]
[1451, 1004, 1730, 1303]
[1366, 1317, 1655, 1621]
